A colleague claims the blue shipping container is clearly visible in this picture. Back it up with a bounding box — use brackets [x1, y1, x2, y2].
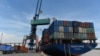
[50, 21, 59, 26]
[72, 21, 80, 27]
[58, 21, 64, 26]
[89, 23, 94, 28]
[43, 29, 49, 33]
[68, 21, 73, 27]
[64, 27, 69, 32]
[73, 27, 79, 33]
[49, 26, 59, 34]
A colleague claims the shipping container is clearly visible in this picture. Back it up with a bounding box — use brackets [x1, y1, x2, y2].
[89, 23, 94, 28]
[64, 33, 74, 39]
[86, 28, 95, 33]
[82, 33, 87, 39]
[43, 33, 49, 37]
[74, 33, 79, 39]
[63, 21, 68, 27]
[78, 27, 83, 33]
[84, 22, 90, 28]
[59, 32, 65, 38]
[43, 29, 49, 33]
[48, 20, 95, 40]
[64, 33, 69, 38]
[78, 33, 83, 39]
[49, 21, 59, 27]
[73, 27, 79, 33]
[58, 21, 64, 26]
[42, 38, 49, 43]
[49, 26, 59, 34]
[73, 33, 87, 39]
[49, 32, 66, 39]
[82, 28, 86, 33]
[87, 33, 96, 39]
[49, 32, 59, 39]
[81, 23, 86, 28]
[72, 21, 80, 27]
[81, 22, 93, 28]
[59, 26, 64, 32]
[68, 33, 74, 39]
[64, 27, 69, 33]
[68, 21, 73, 27]
[69, 27, 73, 32]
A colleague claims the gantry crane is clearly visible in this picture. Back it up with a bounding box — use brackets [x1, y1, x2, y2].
[28, 0, 50, 52]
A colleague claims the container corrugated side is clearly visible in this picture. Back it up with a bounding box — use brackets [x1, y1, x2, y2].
[86, 28, 94, 33]
[79, 27, 83, 33]
[59, 26, 64, 32]
[73, 27, 79, 33]
[69, 27, 73, 32]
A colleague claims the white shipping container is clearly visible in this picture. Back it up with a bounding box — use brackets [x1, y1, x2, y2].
[79, 27, 83, 33]
[69, 27, 73, 32]
[82, 28, 86, 33]
[59, 32, 64, 38]
[59, 26, 64, 32]
[49, 32, 59, 39]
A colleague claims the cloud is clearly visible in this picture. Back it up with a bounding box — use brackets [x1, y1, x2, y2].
[0, 16, 30, 29]
[0, 15, 30, 43]
[22, 12, 34, 21]
[0, 32, 23, 43]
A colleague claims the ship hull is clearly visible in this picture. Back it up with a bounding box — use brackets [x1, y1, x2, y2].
[42, 43, 97, 56]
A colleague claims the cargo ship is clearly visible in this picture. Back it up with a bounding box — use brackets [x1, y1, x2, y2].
[41, 20, 97, 56]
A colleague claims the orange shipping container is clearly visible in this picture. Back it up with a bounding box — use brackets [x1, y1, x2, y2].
[14, 45, 28, 53]
[20, 46, 28, 53]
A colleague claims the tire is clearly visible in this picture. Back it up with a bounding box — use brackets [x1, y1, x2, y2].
[9, 51, 13, 54]
[3, 51, 13, 54]
[2, 51, 7, 54]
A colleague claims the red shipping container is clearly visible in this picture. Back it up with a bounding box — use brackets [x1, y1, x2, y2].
[42, 38, 49, 43]
[91, 33, 95, 38]
[43, 34, 49, 37]
[87, 33, 96, 39]
[63, 21, 68, 27]
[84, 22, 89, 28]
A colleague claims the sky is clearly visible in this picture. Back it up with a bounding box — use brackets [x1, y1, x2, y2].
[0, 0, 100, 47]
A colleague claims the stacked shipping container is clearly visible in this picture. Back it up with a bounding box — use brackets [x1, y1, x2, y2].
[48, 20, 96, 40]
[49, 21, 73, 39]
[42, 20, 96, 43]
[42, 29, 49, 43]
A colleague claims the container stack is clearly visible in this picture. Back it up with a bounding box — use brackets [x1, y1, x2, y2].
[42, 29, 49, 43]
[48, 20, 96, 40]
[49, 20, 73, 39]
[81, 22, 95, 39]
